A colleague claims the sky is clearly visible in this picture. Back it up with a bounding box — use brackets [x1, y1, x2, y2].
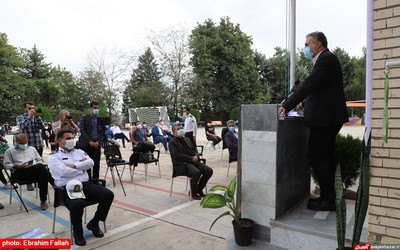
[0, 0, 367, 74]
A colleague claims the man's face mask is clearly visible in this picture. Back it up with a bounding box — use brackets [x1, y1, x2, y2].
[92, 109, 99, 116]
[177, 129, 185, 137]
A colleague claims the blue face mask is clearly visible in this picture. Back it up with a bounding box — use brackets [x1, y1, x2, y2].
[303, 46, 314, 59]
[18, 143, 28, 150]
[177, 129, 185, 137]
[229, 126, 236, 133]
[92, 109, 99, 116]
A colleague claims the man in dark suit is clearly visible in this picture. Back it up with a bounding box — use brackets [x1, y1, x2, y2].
[278, 32, 349, 211]
[76, 101, 102, 179]
[168, 124, 213, 200]
[224, 120, 238, 163]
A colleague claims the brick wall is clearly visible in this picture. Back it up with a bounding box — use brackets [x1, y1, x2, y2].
[370, 0, 400, 244]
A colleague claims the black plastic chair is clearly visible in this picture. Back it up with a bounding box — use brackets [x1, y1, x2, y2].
[104, 144, 127, 196]
[2, 164, 50, 212]
[124, 150, 161, 182]
[52, 179, 107, 245]
[169, 159, 207, 200]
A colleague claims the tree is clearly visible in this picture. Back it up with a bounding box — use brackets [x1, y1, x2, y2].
[86, 47, 132, 116]
[0, 33, 31, 123]
[76, 68, 108, 108]
[21, 45, 52, 79]
[122, 47, 168, 119]
[189, 17, 260, 120]
[148, 27, 192, 120]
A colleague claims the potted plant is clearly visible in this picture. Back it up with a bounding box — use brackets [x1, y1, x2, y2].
[200, 176, 255, 246]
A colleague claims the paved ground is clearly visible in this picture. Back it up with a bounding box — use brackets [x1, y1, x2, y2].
[0, 125, 365, 249]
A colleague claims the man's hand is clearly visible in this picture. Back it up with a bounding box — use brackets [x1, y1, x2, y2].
[89, 141, 100, 148]
[278, 107, 287, 116]
[191, 156, 199, 164]
[17, 162, 30, 169]
[67, 164, 76, 169]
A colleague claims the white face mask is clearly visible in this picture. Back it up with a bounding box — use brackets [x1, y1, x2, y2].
[64, 139, 75, 150]
[18, 143, 28, 150]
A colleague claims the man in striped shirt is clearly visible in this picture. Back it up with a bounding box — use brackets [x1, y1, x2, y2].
[16, 101, 45, 191]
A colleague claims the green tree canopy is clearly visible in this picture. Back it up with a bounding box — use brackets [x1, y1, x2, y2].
[189, 17, 260, 120]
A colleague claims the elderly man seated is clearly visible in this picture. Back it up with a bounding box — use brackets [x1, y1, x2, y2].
[48, 130, 114, 246]
[168, 124, 213, 200]
[224, 120, 238, 162]
[3, 133, 53, 210]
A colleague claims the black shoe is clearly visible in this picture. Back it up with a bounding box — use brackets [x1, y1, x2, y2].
[86, 221, 104, 238]
[308, 196, 322, 204]
[189, 191, 201, 200]
[27, 183, 34, 191]
[73, 233, 86, 246]
[307, 200, 336, 211]
[197, 190, 206, 197]
[0, 203, 4, 209]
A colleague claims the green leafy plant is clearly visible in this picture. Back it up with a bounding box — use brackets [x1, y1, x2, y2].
[200, 176, 239, 230]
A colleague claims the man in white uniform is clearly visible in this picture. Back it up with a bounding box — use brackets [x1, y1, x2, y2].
[183, 107, 197, 147]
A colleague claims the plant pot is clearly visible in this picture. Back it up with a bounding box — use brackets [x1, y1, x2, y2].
[232, 218, 255, 246]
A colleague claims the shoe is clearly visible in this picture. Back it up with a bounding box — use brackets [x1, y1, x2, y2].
[308, 196, 322, 204]
[27, 183, 34, 191]
[40, 201, 48, 210]
[189, 191, 201, 200]
[197, 190, 206, 197]
[86, 221, 104, 238]
[73, 233, 86, 246]
[307, 200, 336, 211]
[0, 203, 4, 209]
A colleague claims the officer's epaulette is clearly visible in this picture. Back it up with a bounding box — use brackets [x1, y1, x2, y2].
[49, 148, 59, 155]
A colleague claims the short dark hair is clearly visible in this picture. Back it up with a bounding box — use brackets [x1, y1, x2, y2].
[307, 31, 328, 47]
[23, 101, 34, 107]
[90, 101, 99, 108]
[183, 107, 190, 112]
[57, 130, 74, 141]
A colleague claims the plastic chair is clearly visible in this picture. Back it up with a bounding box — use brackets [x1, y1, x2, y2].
[104, 144, 127, 196]
[169, 159, 207, 200]
[52, 179, 107, 245]
[124, 150, 161, 182]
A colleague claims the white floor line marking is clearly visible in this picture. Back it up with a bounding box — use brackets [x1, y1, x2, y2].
[106, 201, 194, 236]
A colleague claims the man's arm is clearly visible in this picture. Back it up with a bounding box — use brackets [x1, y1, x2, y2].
[168, 140, 193, 163]
[225, 133, 238, 150]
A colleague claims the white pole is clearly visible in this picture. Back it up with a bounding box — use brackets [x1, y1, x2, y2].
[364, 0, 373, 145]
[289, 0, 296, 90]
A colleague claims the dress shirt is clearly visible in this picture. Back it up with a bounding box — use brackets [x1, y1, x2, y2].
[110, 125, 122, 134]
[48, 148, 94, 187]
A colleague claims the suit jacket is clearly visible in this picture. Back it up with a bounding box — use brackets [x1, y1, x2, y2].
[224, 131, 238, 162]
[168, 137, 200, 176]
[151, 126, 165, 138]
[77, 114, 102, 148]
[282, 49, 349, 127]
[221, 127, 229, 150]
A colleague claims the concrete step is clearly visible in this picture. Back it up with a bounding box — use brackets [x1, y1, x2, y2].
[270, 199, 368, 250]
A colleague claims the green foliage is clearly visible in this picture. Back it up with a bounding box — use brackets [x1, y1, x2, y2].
[21, 45, 52, 79]
[189, 17, 260, 119]
[311, 133, 363, 189]
[229, 106, 240, 121]
[123, 47, 168, 117]
[335, 164, 346, 250]
[200, 176, 239, 230]
[35, 104, 52, 122]
[336, 134, 363, 189]
[189, 108, 200, 124]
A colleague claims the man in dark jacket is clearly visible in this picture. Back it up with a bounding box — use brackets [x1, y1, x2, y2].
[76, 101, 102, 179]
[168, 124, 213, 200]
[278, 31, 349, 212]
[224, 120, 238, 162]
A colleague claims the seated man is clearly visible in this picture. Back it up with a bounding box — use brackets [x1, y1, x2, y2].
[151, 121, 169, 152]
[159, 120, 174, 140]
[224, 120, 238, 162]
[48, 130, 114, 246]
[105, 125, 120, 147]
[131, 123, 146, 145]
[0, 139, 11, 209]
[168, 124, 213, 200]
[110, 124, 130, 148]
[3, 133, 53, 210]
[205, 121, 222, 149]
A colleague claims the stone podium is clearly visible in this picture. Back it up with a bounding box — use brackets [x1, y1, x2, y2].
[239, 104, 310, 238]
